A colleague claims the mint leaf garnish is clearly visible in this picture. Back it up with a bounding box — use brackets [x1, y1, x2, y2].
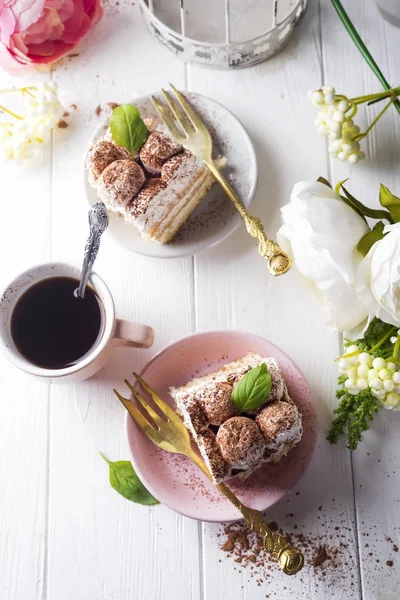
[100, 452, 158, 505]
[231, 363, 272, 413]
[109, 104, 148, 154]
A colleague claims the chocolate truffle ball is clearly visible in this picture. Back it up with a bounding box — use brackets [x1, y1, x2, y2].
[126, 178, 166, 221]
[86, 140, 131, 186]
[97, 160, 146, 212]
[216, 416, 265, 469]
[139, 132, 182, 174]
[161, 152, 190, 184]
[196, 382, 237, 426]
[255, 401, 301, 446]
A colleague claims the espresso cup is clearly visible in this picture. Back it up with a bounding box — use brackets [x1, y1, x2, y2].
[0, 262, 154, 383]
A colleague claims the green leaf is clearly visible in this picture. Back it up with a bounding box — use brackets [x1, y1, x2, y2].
[231, 363, 272, 412]
[379, 184, 400, 223]
[317, 176, 332, 188]
[335, 178, 349, 196]
[357, 221, 386, 256]
[341, 184, 393, 221]
[330, 0, 400, 116]
[335, 180, 393, 223]
[100, 453, 158, 505]
[109, 104, 148, 154]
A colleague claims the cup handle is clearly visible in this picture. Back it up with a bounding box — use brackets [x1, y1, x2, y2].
[113, 319, 154, 349]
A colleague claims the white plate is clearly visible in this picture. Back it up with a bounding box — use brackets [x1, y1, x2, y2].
[83, 92, 258, 259]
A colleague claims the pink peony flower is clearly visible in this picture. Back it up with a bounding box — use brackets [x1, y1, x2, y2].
[0, 0, 103, 73]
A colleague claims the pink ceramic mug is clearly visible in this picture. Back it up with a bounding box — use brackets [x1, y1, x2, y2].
[0, 262, 154, 383]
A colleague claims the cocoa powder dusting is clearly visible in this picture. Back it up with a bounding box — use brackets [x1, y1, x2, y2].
[312, 545, 330, 567]
[219, 521, 341, 582]
[218, 514, 399, 595]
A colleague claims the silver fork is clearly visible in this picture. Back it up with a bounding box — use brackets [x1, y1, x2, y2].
[151, 84, 291, 277]
[115, 373, 304, 575]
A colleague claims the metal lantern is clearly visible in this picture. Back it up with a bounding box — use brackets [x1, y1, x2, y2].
[140, 0, 308, 69]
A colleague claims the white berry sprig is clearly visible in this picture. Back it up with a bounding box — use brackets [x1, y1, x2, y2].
[309, 85, 400, 165]
[338, 348, 400, 410]
[337, 326, 400, 411]
[0, 82, 65, 160]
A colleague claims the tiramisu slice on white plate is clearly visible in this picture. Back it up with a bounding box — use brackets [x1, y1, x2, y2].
[83, 92, 257, 259]
[170, 352, 303, 484]
[86, 105, 225, 245]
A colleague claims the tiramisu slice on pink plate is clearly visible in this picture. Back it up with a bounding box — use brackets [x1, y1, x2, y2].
[170, 352, 303, 484]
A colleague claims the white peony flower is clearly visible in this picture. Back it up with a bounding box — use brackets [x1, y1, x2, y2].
[278, 181, 369, 332]
[356, 223, 400, 327]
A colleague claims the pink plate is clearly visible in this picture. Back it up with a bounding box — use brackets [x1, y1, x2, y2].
[125, 330, 317, 522]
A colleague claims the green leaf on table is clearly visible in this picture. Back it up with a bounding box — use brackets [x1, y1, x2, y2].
[379, 184, 400, 223]
[357, 221, 386, 256]
[109, 104, 148, 154]
[231, 363, 271, 413]
[100, 453, 158, 505]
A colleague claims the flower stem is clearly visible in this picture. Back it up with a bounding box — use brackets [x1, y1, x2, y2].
[338, 326, 398, 361]
[393, 336, 400, 360]
[370, 327, 397, 353]
[355, 99, 393, 141]
[337, 349, 360, 360]
[351, 87, 400, 105]
[0, 86, 36, 94]
[0, 104, 23, 120]
[330, 0, 400, 115]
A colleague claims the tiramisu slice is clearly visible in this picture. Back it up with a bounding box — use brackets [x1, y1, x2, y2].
[170, 352, 303, 483]
[86, 106, 225, 244]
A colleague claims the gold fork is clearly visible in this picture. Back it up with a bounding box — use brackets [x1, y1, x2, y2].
[114, 373, 304, 575]
[151, 85, 291, 277]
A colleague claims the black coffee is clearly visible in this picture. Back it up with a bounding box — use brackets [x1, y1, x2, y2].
[10, 276, 104, 369]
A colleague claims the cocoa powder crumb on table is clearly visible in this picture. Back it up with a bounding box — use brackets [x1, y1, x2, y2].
[312, 546, 330, 568]
[57, 120, 68, 129]
[386, 560, 393, 567]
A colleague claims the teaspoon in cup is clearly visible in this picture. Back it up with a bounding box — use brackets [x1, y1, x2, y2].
[77, 202, 109, 299]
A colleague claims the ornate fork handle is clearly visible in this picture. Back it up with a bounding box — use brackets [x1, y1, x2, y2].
[188, 451, 303, 575]
[217, 482, 304, 575]
[207, 161, 291, 277]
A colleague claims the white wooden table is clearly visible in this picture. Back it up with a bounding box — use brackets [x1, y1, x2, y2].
[1, 1, 400, 599]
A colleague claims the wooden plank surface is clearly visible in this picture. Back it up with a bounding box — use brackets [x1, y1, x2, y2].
[0, 0, 399, 598]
